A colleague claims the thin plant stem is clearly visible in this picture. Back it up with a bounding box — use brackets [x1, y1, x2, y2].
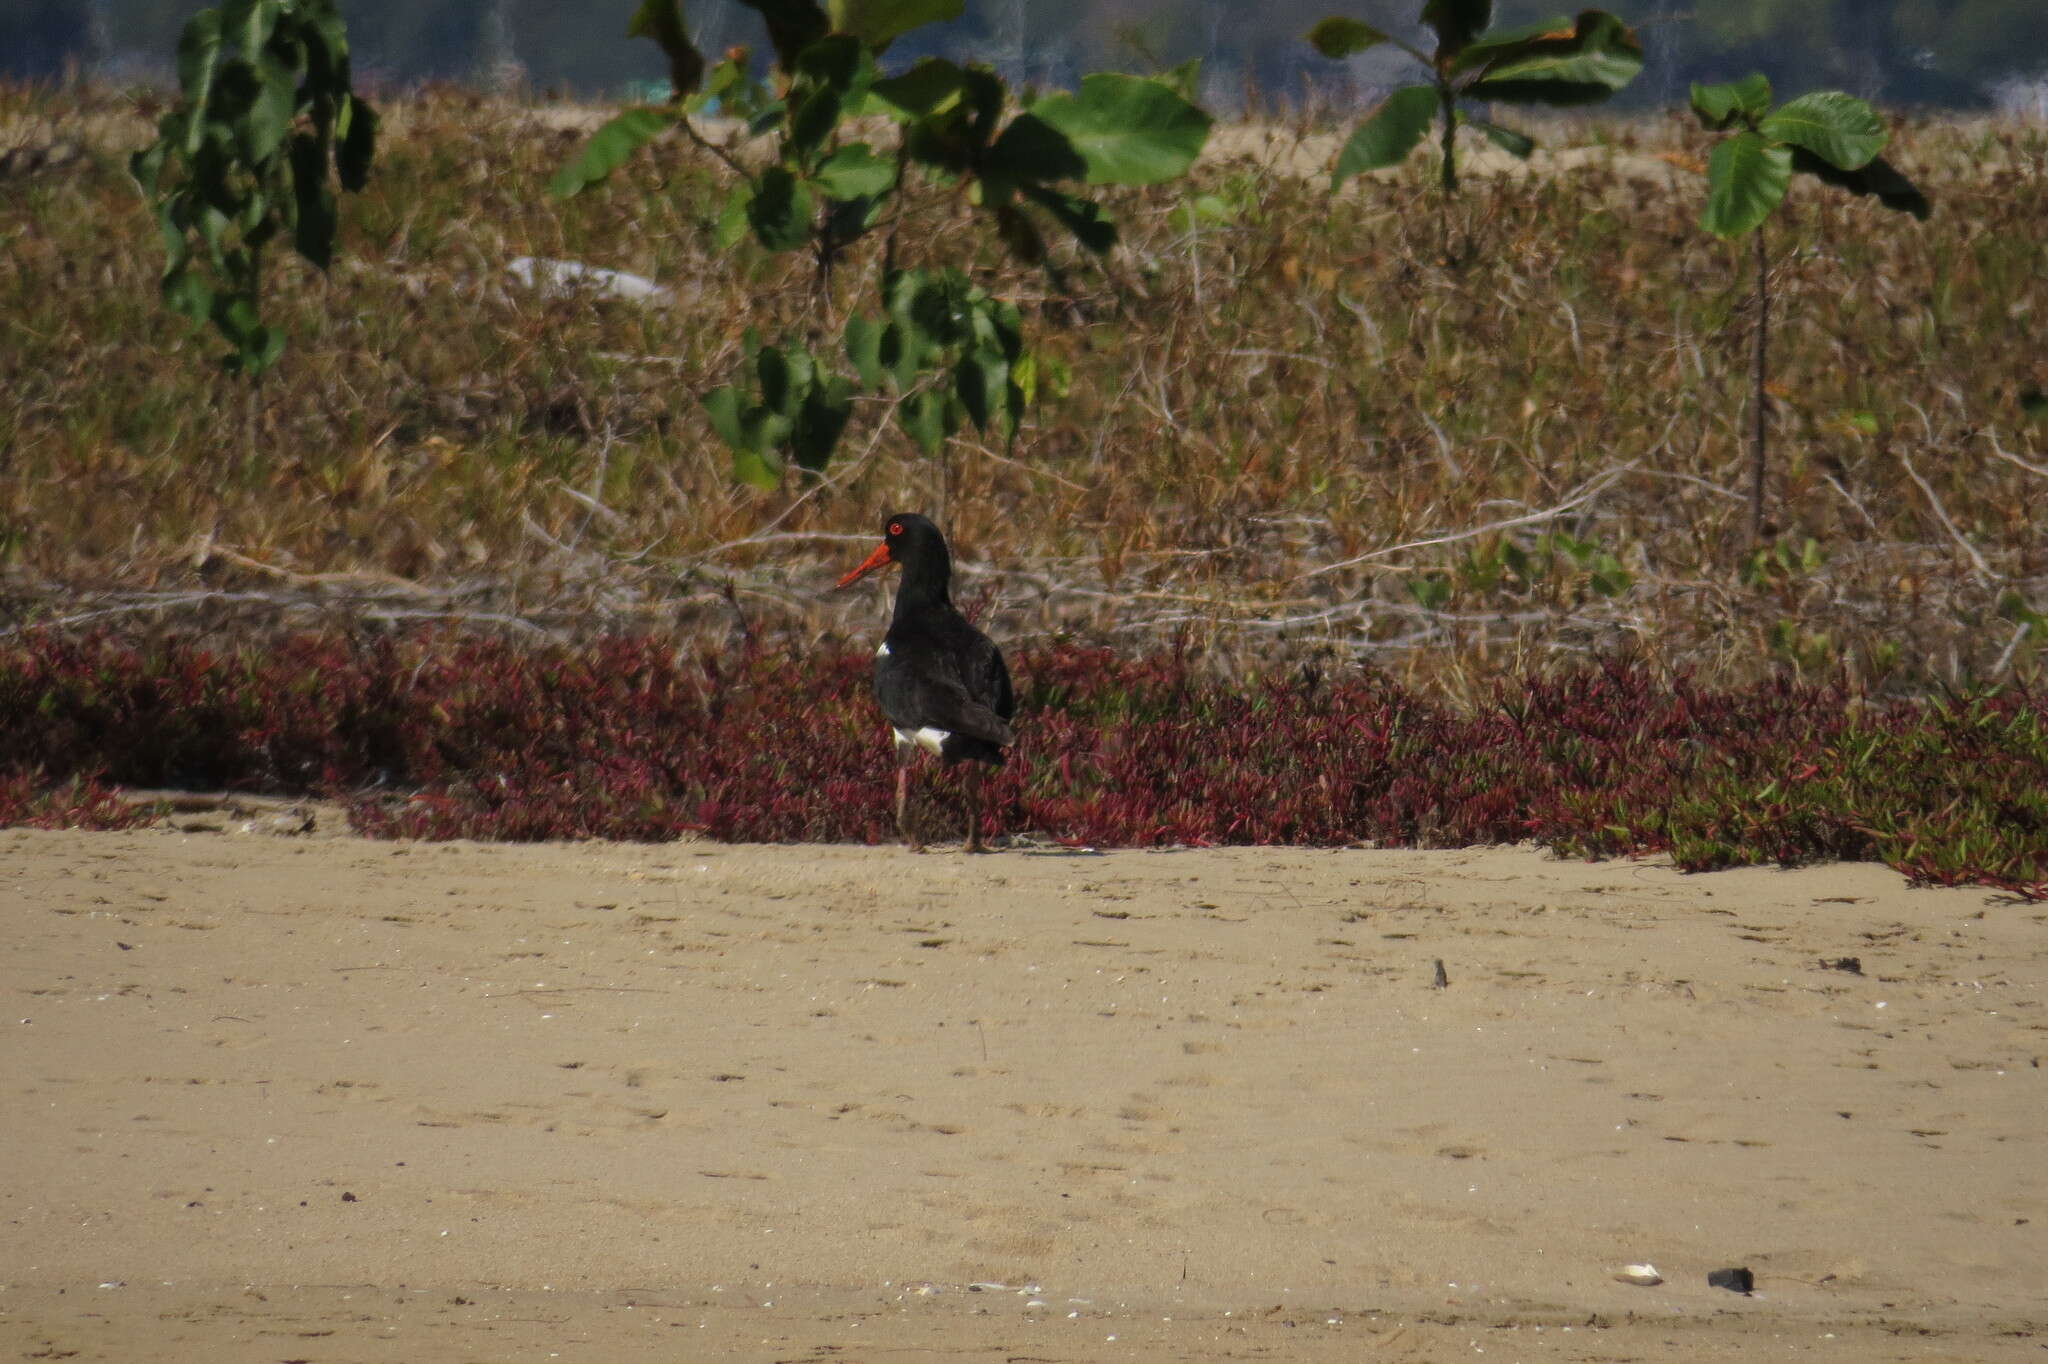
[1749, 224, 1771, 546]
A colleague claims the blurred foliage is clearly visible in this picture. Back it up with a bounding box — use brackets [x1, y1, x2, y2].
[11, 1, 2048, 105]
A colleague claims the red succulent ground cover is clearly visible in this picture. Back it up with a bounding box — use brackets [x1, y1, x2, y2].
[1, 631, 2042, 898]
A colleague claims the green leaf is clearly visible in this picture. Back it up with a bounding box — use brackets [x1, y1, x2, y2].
[1448, 14, 1571, 73]
[1421, 0, 1493, 56]
[1023, 73, 1211, 186]
[869, 58, 968, 118]
[814, 142, 896, 199]
[879, 319, 922, 389]
[335, 95, 375, 191]
[1158, 57, 1203, 102]
[1408, 573, 1453, 610]
[1760, 91, 1885, 171]
[985, 112, 1087, 188]
[1788, 148, 1929, 219]
[703, 385, 750, 450]
[240, 50, 298, 161]
[129, 140, 168, 195]
[747, 167, 815, 251]
[734, 0, 830, 69]
[755, 343, 800, 417]
[731, 444, 784, 490]
[1700, 129, 1792, 238]
[161, 267, 215, 323]
[1306, 16, 1390, 59]
[1691, 74, 1771, 130]
[1469, 117, 1534, 157]
[1169, 191, 1241, 231]
[547, 106, 679, 198]
[1332, 84, 1437, 188]
[898, 388, 953, 454]
[793, 373, 852, 472]
[954, 350, 1008, 431]
[787, 83, 844, 159]
[844, 314, 886, 388]
[826, 0, 963, 50]
[175, 10, 225, 132]
[1465, 10, 1642, 106]
[287, 131, 337, 268]
[627, 0, 706, 97]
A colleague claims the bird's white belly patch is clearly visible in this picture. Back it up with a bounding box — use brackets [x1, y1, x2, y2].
[894, 725, 950, 757]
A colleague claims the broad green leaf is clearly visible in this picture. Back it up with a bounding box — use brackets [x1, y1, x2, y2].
[1691, 74, 1771, 130]
[175, 10, 225, 147]
[1332, 84, 1437, 188]
[627, 0, 706, 97]
[793, 32, 866, 91]
[1760, 91, 1885, 171]
[1169, 191, 1241, 231]
[1448, 14, 1570, 73]
[1466, 11, 1642, 105]
[1590, 556, 1632, 598]
[814, 142, 896, 198]
[869, 58, 968, 118]
[714, 183, 754, 248]
[1011, 350, 1037, 407]
[755, 344, 800, 417]
[844, 314, 886, 388]
[986, 112, 1087, 186]
[826, 0, 962, 50]
[1408, 574, 1452, 610]
[161, 267, 215, 323]
[1158, 57, 1202, 101]
[734, 0, 830, 69]
[731, 444, 783, 490]
[1421, 0, 1492, 56]
[240, 50, 298, 161]
[955, 351, 1008, 432]
[1307, 16, 1389, 59]
[787, 83, 843, 159]
[898, 389, 953, 454]
[747, 167, 815, 251]
[879, 319, 922, 389]
[793, 374, 852, 472]
[335, 95, 375, 190]
[287, 131, 337, 268]
[1024, 73, 1211, 186]
[547, 106, 678, 198]
[129, 141, 168, 194]
[1788, 148, 1930, 219]
[1700, 129, 1791, 238]
[1469, 117, 1534, 157]
[702, 385, 751, 451]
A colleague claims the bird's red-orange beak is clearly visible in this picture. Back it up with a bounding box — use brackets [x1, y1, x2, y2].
[835, 541, 893, 589]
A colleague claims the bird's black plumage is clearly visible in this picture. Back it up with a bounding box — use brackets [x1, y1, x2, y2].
[837, 513, 1013, 849]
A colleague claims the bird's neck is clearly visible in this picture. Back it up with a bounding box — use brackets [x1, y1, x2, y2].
[891, 558, 952, 620]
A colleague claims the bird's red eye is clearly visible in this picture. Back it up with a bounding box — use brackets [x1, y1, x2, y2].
[888, 521, 903, 536]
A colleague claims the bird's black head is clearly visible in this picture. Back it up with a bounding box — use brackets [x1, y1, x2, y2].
[835, 513, 950, 594]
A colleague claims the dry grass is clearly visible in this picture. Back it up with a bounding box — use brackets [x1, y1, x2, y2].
[2, 84, 2045, 693]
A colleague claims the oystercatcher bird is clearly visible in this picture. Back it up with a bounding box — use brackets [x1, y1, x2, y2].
[836, 513, 1014, 852]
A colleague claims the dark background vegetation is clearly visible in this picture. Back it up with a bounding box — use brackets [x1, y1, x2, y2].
[7, 1, 2048, 109]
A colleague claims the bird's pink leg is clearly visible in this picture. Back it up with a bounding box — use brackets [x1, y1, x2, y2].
[964, 766, 986, 854]
[895, 761, 922, 852]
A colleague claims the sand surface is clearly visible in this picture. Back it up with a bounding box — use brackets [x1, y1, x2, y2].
[3, 816, 2045, 1362]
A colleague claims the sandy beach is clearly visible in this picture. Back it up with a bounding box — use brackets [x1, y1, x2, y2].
[3, 816, 2043, 1361]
